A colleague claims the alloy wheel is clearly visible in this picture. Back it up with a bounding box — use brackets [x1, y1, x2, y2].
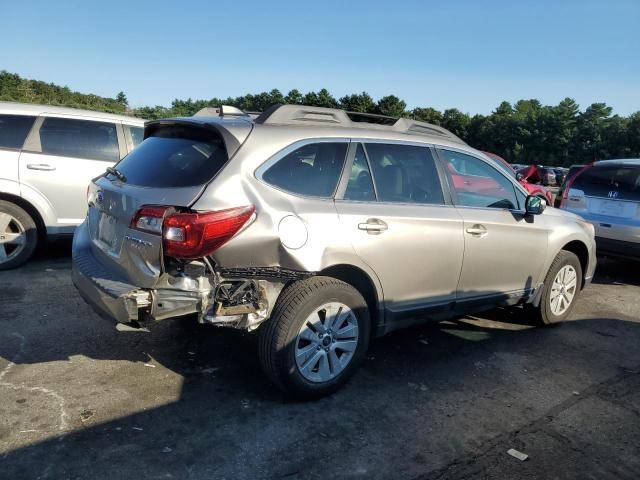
[0, 212, 27, 265]
[550, 265, 578, 316]
[295, 302, 359, 383]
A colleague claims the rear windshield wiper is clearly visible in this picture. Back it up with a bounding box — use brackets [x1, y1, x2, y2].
[105, 166, 127, 182]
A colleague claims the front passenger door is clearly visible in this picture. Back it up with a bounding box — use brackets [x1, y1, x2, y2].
[438, 149, 549, 304]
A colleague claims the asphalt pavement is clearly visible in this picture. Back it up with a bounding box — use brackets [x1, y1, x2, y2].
[1, 240, 638, 479]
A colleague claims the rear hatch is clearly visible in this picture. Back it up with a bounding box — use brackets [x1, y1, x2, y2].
[565, 163, 640, 235]
[86, 118, 252, 288]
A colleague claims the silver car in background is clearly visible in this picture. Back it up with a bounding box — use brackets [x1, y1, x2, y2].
[560, 159, 640, 259]
[0, 102, 144, 269]
[72, 105, 597, 398]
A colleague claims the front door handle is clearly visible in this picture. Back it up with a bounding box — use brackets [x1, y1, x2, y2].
[358, 218, 388, 234]
[465, 224, 488, 237]
[26, 163, 56, 171]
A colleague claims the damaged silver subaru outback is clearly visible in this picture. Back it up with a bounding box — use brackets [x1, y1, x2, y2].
[73, 104, 597, 398]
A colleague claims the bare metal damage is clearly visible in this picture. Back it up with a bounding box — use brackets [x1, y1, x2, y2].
[72, 217, 291, 331]
[104, 265, 287, 332]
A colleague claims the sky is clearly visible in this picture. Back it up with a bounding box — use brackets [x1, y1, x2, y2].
[1, 0, 639, 115]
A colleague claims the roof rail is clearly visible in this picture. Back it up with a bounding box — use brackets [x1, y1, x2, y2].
[194, 105, 259, 118]
[254, 104, 465, 144]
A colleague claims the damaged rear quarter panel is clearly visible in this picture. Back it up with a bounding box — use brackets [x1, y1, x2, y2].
[190, 127, 384, 296]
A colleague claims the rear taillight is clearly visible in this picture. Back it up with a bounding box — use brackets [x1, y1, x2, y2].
[131, 205, 255, 259]
[560, 164, 592, 208]
[130, 206, 169, 234]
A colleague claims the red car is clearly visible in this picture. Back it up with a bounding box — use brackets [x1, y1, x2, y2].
[483, 152, 554, 205]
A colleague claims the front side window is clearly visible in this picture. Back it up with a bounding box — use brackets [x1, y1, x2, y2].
[365, 143, 444, 204]
[39, 117, 119, 162]
[344, 144, 376, 201]
[262, 142, 348, 197]
[0, 114, 36, 150]
[440, 149, 519, 210]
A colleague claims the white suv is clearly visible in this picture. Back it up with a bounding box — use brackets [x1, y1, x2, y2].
[0, 102, 144, 269]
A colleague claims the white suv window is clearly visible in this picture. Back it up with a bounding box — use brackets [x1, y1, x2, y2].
[128, 126, 144, 147]
[0, 114, 35, 150]
[39, 117, 119, 162]
[440, 149, 519, 210]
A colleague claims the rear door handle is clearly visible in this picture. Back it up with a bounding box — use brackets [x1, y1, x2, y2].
[358, 218, 388, 234]
[465, 224, 488, 237]
[26, 163, 56, 171]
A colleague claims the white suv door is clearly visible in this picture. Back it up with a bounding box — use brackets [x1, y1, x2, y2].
[19, 115, 124, 232]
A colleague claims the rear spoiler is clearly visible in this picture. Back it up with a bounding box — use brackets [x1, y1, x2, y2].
[144, 117, 253, 159]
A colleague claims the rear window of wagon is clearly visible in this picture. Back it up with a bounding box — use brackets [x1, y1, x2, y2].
[113, 126, 229, 188]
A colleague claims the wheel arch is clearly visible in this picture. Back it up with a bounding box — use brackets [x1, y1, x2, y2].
[320, 263, 384, 337]
[560, 240, 589, 289]
[0, 192, 47, 242]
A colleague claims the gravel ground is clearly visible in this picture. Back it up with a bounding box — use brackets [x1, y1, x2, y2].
[1, 241, 638, 480]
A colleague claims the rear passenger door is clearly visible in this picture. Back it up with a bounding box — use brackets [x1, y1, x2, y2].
[19, 115, 124, 229]
[437, 148, 548, 304]
[334, 142, 464, 324]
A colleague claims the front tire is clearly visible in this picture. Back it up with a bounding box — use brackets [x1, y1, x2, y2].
[531, 250, 582, 325]
[0, 200, 38, 270]
[258, 276, 370, 399]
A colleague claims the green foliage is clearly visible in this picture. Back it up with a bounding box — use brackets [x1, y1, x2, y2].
[0, 70, 127, 114]
[375, 95, 406, 117]
[2, 70, 638, 165]
[339, 92, 375, 113]
[412, 107, 443, 125]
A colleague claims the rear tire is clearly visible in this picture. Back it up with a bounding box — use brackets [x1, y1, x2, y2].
[258, 276, 370, 399]
[530, 250, 582, 325]
[0, 200, 38, 270]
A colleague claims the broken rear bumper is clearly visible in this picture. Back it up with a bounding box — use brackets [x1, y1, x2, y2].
[72, 222, 283, 330]
[72, 225, 153, 324]
[73, 224, 209, 324]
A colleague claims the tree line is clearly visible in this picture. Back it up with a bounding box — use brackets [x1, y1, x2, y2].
[2, 70, 638, 166]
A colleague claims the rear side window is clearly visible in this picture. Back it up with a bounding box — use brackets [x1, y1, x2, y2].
[344, 144, 376, 201]
[262, 142, 348, 197]
[39, 117, 119, 161]
[572, 165, 640, 201]
[113, 126, 229, 188]
[128, 126, 144, 147]
[0, 114, 36, 150]
[365, 143, 444, 204]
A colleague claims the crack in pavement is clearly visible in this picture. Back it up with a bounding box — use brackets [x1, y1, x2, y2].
[0, 332, 69, 435]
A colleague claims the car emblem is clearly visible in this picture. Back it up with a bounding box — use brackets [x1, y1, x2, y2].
[124, 235, 153, 248]
[607, 191, 618, 198]
[96, 191, 104, 204]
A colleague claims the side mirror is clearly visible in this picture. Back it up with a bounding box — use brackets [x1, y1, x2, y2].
[525, 195, 546, 215]
[516, 173, 524, 181]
